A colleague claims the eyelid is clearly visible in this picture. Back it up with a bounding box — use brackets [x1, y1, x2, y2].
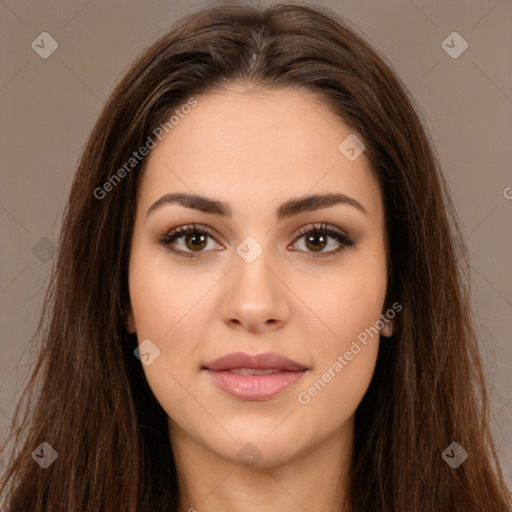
[157, 223, 222, 253]
[292, 222, 350, 243]
[288, 222, 354, 259]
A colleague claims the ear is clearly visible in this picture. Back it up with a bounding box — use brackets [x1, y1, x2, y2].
[380, 318, 394, 338]
[124, 307, 136, 333]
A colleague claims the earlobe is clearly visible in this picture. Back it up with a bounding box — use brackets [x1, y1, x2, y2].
[380, 319, 394, 338]
[124, 309, 136, 333]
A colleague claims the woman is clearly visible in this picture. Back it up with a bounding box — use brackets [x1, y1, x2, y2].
[1, 3, 510, 511]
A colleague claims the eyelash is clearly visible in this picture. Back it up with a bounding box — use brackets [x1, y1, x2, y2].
[158, 222, 354, 260]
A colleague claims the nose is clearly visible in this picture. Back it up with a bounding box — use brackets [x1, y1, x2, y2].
[219, 248, 290, 334]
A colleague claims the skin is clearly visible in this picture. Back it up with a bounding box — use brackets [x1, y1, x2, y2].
[127, 86, 391, 512]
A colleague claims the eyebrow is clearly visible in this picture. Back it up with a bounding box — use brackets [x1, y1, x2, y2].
[146, 192, 368, 220]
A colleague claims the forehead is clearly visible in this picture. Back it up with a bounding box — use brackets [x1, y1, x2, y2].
[137, 87, 383, 227]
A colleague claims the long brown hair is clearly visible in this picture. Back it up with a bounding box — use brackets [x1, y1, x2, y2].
[1, 3, 510, 511]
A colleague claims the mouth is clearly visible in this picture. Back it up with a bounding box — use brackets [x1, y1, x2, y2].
[202, 351, 309, 401]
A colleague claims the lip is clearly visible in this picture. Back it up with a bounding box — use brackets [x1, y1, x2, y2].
[203, 351, 307, 372]
[202, 351, 309, 401]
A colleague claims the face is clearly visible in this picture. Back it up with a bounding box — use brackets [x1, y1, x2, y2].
[127, 87, 389, 468]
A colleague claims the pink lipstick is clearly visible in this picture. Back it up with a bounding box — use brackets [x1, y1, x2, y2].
[202, 351, 308, 400]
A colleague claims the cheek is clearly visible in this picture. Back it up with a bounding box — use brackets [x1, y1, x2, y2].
[307, 276, 383, 395]
[304, 249, 388, 347]
[128, 245, 212, 412]
[293, 283, 383, 442]
[128, 243, 204, 338]
[128, 264, 198, 426]
[294, 340, 379, 446]
[321, 277, 386, 342]
[293, 251, 386, 418]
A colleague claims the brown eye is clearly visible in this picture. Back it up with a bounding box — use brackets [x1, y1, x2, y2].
[291, 222, 354, 259]
[183, 232, 208, 251]
[304, 232, 329, 252]
[158, 224, 221, 259]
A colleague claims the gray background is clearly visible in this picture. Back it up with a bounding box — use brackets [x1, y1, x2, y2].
[1, 0, 511, 486]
